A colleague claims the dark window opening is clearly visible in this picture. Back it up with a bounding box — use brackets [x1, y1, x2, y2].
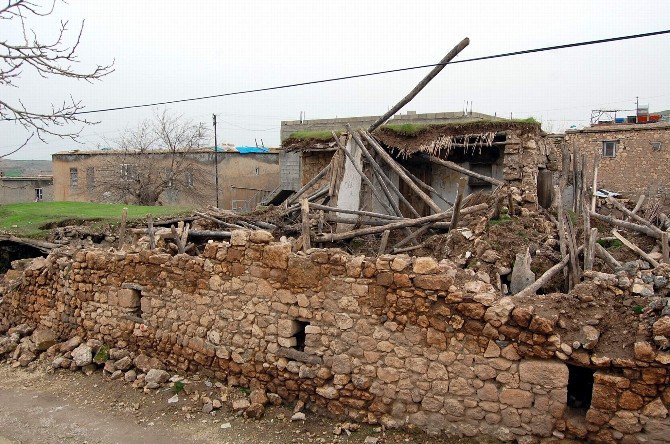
[567, 364, 595, 411]
[292, 320, 310, 352]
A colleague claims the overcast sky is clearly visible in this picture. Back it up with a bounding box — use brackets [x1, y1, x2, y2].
[2, 0, 669, 160]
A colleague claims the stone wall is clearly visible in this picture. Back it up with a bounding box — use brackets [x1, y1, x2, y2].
[565, 124, 670, 200]
[1, 233, 668, 443]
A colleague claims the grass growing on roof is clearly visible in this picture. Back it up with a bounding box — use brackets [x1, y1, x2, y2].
[381, 123, 430, 136]
[286, 130, 338, 141]
[0, 201, 191, 238]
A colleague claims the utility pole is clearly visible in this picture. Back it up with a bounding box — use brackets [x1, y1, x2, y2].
[213, 114, 219, 208]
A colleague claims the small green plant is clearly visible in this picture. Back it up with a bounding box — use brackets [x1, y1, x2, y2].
[489, 214, 512, 226]
[566, 210, 578, 225]
[633, 305, 644, 315]
[93, 344, 110, 364]
[597, 238, 623, 250]
[172, 380, 185, 394]
[239, 387, 251, 395]
[285, 130, 338, 142]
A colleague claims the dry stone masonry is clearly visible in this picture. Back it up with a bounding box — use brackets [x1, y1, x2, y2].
[1, 230, 669, 443]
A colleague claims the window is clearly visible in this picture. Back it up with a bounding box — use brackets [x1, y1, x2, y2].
[254, 167, 260, 176]
[121, 164, 136, 181]
[70, 168, 78, 187]
[185, 171, 194, 187]
[292, 320, 309, 352]
[34, 188, 43, 202]
[602, 141, 617, 157]
[652, 141, 662, 151]
[567, 364, 595, 412]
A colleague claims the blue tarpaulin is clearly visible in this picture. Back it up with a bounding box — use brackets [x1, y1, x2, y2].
[235, 146, 269, 154]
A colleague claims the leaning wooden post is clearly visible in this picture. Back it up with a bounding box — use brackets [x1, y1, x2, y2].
[584, 227, 598, 272]
[590, 152, 600, 212]
[118, 207, 128, 249]
[301, 199, 311, 251]
[378, 230, 390, 254]
[147, 214, 155, 250]
[612, 229, 660, 268]
[554, 185, 569, 288]
[449, 177, 467, 231]
[368, 37, 470, 132]
[662, 232, 670, 264]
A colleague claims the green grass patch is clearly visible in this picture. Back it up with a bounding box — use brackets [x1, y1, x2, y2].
[566, 210, 578, 225]
[172, 380, 185, 394]
[597, 238, 623, 250]
[286, 130, 338, 141]
[489, 214, 512, 226]
[0, 202, 190, 238]
[633, 305, 644, 315]
[381, 123, 430, 136]
[93, 344, 110, 364]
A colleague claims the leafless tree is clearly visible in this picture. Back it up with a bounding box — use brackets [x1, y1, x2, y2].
[0, 0, 114, 157]
[93, 111, 213, 206]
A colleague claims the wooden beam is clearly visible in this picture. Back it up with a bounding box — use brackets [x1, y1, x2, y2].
[515, 246, 584, 298]
[584, 227, 598, 272]
[332, 131, 393, 215]
[301, 199, 311, 251]
[590, 152, 600, 212]
[449, 177, 467, 231]
[590, 211, 661, 239]
[594, 242, 621, 271]
[362, 130, 442, 214]
[315, 203, 487, 242]
[309, 203, 402, 220]
[612, 229, 659, 268]
[424, 154, 504, 186]
[605, 196, 662, 235]
[378, 230, 390, 254]
[368, 37, 470, 132]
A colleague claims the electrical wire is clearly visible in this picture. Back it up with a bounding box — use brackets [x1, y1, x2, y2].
[3, 29, 667, 120]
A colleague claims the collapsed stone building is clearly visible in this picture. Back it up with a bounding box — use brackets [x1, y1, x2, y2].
[1, 116, 669, 443]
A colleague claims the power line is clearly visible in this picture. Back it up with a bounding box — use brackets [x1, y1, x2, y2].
[3, 29, 667, 120]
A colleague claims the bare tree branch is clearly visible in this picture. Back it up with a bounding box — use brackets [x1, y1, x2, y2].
[0, 0, 114, 156]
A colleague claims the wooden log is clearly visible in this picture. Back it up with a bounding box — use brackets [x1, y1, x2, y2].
[605, 196, 662, 235]
[362, 130, 442, 214]
[368, 37, 470, 132]
[449, 177, 467, 231]
[584, 227, 598, 272]
[393, 243, 426, 254]
[590, 152, 600, 212]
[0, 235, 57, 253]
[572, 143, 580, 214]
[590, 211, 661, 239]
[325, 215, 396, 227]
[611, 229, 659, 268]
[332, 131, 393, 215]
[594, 242, 621, 271]
[118, 207, 128, 249]
[582, 195, 591, 265]
[662, 232, 669, 264]
[287, 164, 331, 205]
[516, 245, 586, 297]
[315, 203, 487, 242]
[515, 255, 570, 298]
[195, 212, 244, 229]
[392, 223, 433, 251]
[630, 194, 646, 218]
[425, 154, 504, 186]
[554, 185, 568, 285]
[378, 230, 390, 254]
[152, 216, 196, 227]
[301, 199, 311, 252]
[130, 228, 231, 239]
[309, 203, 402, 220]
[565, 213, 581, 285]
[147, 214, 156, 250]
[348, 125, 413, 218]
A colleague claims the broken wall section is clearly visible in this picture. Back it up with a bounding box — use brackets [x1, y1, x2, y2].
[0, 232, 668, 443]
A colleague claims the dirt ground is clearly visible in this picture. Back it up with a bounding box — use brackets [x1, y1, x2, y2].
[0, 363, 496, 444]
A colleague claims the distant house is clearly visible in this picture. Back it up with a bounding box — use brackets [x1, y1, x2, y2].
[51, 147, 280, 210]
[0, 160, 53, 204]
[565, 121, 670, 199]
[0, 174, 53, 204]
